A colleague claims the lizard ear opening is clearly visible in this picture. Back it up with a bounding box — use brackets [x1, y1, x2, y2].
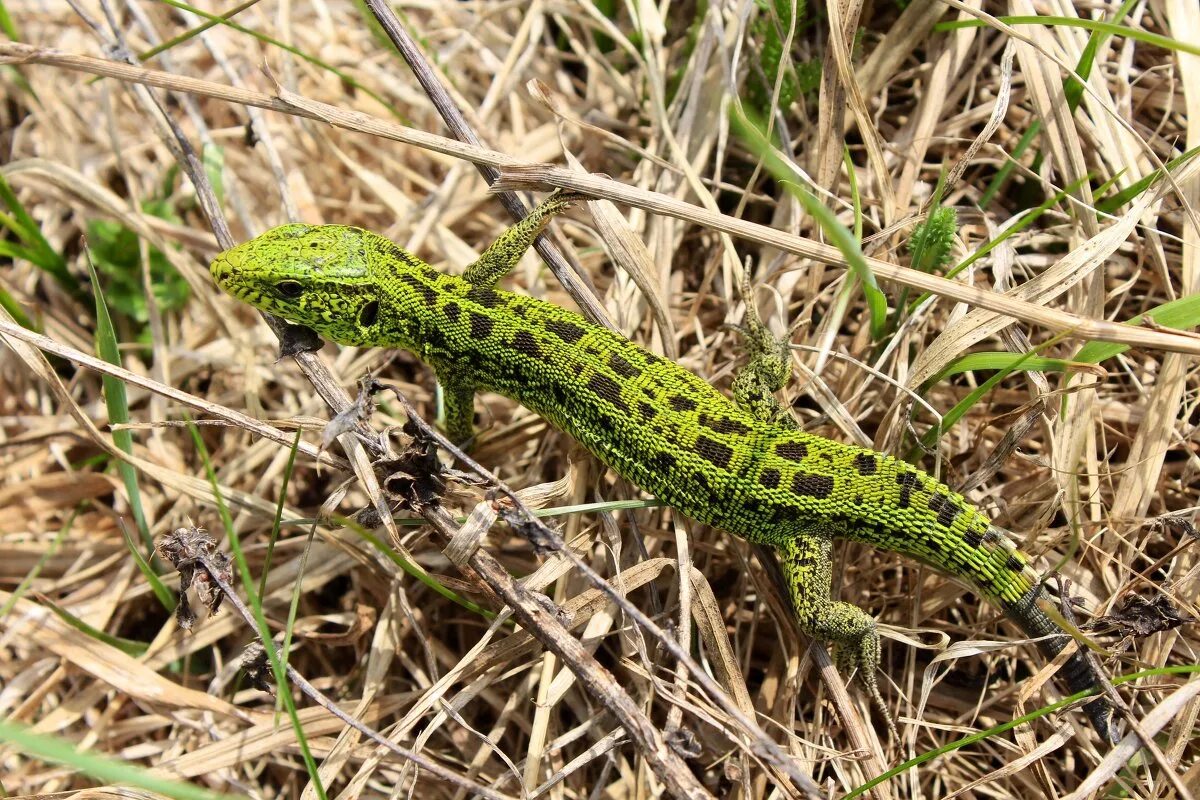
[358, 299, 379, 327]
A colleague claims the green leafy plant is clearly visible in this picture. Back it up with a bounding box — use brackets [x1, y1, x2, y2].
[86, 195, 188, 329]
[907, 205, 958, 273]
[747, 0, 803, 112]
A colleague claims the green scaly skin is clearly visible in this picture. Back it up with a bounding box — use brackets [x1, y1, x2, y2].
[211, 192, 1115, 743]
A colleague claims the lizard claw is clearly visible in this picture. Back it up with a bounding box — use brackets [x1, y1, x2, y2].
[836, 630, 898, 740]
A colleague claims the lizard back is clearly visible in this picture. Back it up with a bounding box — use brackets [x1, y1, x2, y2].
[213, 222, 1035, 607]
[211, 218, 1113, 741]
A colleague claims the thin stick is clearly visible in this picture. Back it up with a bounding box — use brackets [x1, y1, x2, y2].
[2, 42, 1198, 358]
[372, 380, 823, 798]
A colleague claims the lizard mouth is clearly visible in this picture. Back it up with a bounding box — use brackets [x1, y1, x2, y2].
[209, 248, 256, 303]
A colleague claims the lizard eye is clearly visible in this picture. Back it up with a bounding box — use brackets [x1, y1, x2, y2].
[276, 281, 304, 298]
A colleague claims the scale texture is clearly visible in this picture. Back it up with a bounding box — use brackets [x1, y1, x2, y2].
[211, 195, 1114, 742]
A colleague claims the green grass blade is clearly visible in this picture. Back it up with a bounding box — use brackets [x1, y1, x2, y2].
[978, 122, 1041, 210]
[269, 429, 309, 690]
[185, 416, 329, 800]
[936, 16, 1200, 58]
[35, 594, 149, 658]
[0, 1, 41, 104]
[0, 238, 38, 262]
[1062, 0, 1139, 109]
[730, 107, 888, 338]
[138, 0, 259, 62]
[0, 283, 37, 331]
[84, 249, 152, 554]
[976, 0, 1137, 209]
[843, 664, 1200, 800]
[257, 427, 302, 601]
[0, 170, 81, 301]
[338, 515, 496, 619]
[915, 337, 1063, 455]
[932, 352, 1094, 381]
[1074, 293, 1200, 364]
[121, 518, 177, 611]
[0, 0, 18, 39]
[0, 508, 77, 617]
[1097, 144, 1200, 215]
[0, 719, 238, 800]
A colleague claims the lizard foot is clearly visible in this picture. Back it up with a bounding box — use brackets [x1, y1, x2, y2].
[829, 612, 897, 739]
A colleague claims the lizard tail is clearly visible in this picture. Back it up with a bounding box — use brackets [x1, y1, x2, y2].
[1005, 580, 1118, 744]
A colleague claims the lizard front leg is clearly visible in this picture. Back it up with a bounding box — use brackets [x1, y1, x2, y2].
[728, 290, 796, 429]
[463, 190, 586, 286]
[438, 191, 582, 443]
[434, 367, 477, 445]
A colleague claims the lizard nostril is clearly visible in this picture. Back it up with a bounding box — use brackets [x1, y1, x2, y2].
[210, 257, 232, 284]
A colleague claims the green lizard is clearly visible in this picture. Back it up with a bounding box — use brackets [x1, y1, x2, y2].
[211, 191, 1116, 743]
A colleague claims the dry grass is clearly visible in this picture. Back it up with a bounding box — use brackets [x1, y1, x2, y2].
[1, 1, 1198, 798]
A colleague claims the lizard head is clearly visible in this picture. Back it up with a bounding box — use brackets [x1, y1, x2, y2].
[210, 223, 383, 345]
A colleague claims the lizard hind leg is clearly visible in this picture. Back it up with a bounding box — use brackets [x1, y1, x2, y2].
[777, 525, 896, 737]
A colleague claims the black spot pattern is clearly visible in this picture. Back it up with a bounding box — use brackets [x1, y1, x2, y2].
[651, 452, 676, 471]
[928, 494, 961, 528]
[700, 414, 751, 436]
[587, 373, 630, 412]
[695, 436, 733, 469]
[962, 529, 984, 548]
[792, 472, 834, 499]
[546, 319, 585, 344]
[1005, 555, 1025, 572]
[470, 313, 493, 339]
[383, 242, 421, 267]
[775, 441, 808, 462]
[424, 326, 448, 351]
[896, 472, 920, 508]
[637, 402, 656, 421]
[759, 468, 780, 489]
[444, 302, 461, 323]
[769, 504, 802, 524]
[467, 286, 501, 308]
[511, 330, 543, 360]
[668, 395, 697, 412]
[854, 453, 877, 475]
[400, 273, 437, 305]
[609, 352, 641, 378]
